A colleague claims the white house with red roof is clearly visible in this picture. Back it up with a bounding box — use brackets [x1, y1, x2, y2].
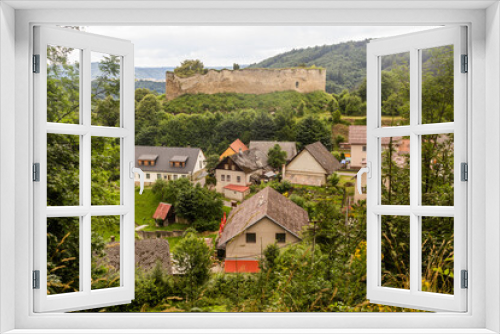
[222, 184, 250, 202]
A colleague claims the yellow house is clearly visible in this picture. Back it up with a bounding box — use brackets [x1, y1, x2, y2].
[217, 187, 309, 273]
[219, 138, 248, 160]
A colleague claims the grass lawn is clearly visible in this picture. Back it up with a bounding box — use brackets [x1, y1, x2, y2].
[141, 223, 189, 232]
[222, 206, 232, 216]
[135, 186, 161, 227]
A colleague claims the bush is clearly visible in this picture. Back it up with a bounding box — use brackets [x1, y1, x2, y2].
[289, 194, 306, 208]
[193, 219, 220, 232]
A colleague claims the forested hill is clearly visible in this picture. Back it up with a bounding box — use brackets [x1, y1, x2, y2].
[247, 39, 369, 94]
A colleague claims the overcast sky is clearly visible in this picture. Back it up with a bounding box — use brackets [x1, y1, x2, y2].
[85, 26, 436, 68]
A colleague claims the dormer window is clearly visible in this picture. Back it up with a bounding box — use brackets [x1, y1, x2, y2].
[137, 154, 158, 167]
[170, 155, 188, 168]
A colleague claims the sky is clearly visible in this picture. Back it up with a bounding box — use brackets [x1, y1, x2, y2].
[85, 26, 437, 68]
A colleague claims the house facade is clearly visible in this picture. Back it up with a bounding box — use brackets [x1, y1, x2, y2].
[135, 146, 206, 185]
[219, 138, 248, 160]
[284, 141, 341, 186]
[349, 126, 402, 169]
[217, 187, 309, 273]
[215, 149, 268, 193]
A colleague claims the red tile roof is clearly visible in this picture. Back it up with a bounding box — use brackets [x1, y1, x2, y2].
[223, 184, 250, 193]
[152, 202, 172, 220]
[229, 139, 249, 153]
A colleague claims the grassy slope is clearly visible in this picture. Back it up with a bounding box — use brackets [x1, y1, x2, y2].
[135, 187, 161, 227]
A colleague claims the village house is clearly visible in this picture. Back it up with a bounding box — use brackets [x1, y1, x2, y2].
[283, 141, 341, 186]
[219, 138, 248, 160]
[217, 187, 309, 273]
[248, 141, 298, 162]
[215, 149, 268, 195]
[135, 146, 206, 186]
[348, 125, 402, 169]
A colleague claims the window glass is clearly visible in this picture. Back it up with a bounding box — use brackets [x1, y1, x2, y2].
[91, 216, 121, 290]
[421, 134, 454, 206]
[91, 137, 120, 206]
[381, 215, 410, 290]
[246, 233, 256, 243]
[421, 45, 454, 124]
[381, 137, 410, 205]
[421, 217, 454, 295]
[91, 52, 121, 127]
[381, 52, 410, 127]
[47, 46, 81, 124]
[47, 217, 80, 295]
[47, 134, 80, 207]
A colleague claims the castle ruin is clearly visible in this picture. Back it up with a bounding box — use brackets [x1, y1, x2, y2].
[165, 68, 326, 100]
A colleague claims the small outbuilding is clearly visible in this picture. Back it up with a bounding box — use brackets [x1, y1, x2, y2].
[152, 202, 176, 226]
[223, 184, 250, 202]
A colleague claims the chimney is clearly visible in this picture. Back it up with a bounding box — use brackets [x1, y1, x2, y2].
[239, 148, 243, 155]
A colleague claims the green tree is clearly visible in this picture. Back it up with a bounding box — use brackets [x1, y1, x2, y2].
[173, 59, 208, 78]
[174, 231, 212, 286]
[267, 144, 287, 169]
[233, 63, 240, 70]
[295, 115, 332, 150]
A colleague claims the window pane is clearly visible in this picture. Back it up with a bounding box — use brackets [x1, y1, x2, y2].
[47, 133, 80, 206]
[91, 137, 120, 206]
[380, 52, 410, 127]
[47, 46, 80, 124]
[91, 52, 121, 127]
[381, 137, 410, 205]
[421, 217, 454, 295]
[381, 215, 410, 290]
[421, 134, 454, 206]
[421, 45, 454, 124]
[91, 215, 121, 290]
[47, 217, 80, 295]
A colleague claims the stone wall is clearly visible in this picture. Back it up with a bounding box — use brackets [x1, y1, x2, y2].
[165, 68, 326, 100]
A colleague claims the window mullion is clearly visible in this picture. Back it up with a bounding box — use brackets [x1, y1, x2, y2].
[82, 47, 92, 294]
[409, 46, 420, 294]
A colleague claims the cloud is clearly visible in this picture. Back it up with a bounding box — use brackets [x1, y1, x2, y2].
[85, 26, 436, 68]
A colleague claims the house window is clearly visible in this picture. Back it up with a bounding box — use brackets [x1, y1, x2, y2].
[276, 233, 286, 243]
[173, 175, 178, 180]
[362, 145, 367, 152]
[231, 165, 235, 170]
[221, 175, 225, 181]
[237, 176, 241, 183]
[164, 175, 167, 179]
[227, 175, 231, 182]
[157, 174, 161, 180]
[246, 233, 256, 243]
[182, 175, 186, 178]
[224, 164, 229, 170]
[146, 173, 150, 179]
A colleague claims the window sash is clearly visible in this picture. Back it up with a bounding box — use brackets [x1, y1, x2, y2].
[32, 26, 135, 313]
[366, 26, 467, 312]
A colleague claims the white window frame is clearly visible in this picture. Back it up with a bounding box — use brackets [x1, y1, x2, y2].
[2, 2, 499, 333]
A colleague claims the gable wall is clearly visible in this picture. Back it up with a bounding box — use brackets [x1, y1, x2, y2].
[225, 217, 300, 260]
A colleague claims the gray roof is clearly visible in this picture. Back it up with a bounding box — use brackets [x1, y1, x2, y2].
[138, 154, 158, 161]
[217, 149, 268, 173]
[135, 146, 203, 174]
[170, 155, 188, 162]
[249, 141, 297, 162]
[217, 187, 309, 249]
[302, 141, 341, 175]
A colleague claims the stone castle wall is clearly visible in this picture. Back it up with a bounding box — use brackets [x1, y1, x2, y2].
[165, 68, 326, 100]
